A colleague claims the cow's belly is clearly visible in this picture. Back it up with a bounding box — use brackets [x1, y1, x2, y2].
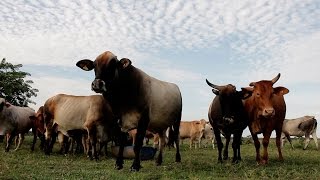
[54, 111, 87, 131]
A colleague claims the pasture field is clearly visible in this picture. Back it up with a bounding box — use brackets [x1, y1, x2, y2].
[0, 136, 319, 180]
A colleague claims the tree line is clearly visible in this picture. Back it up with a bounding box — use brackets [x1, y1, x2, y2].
[0, 58, 38, 106]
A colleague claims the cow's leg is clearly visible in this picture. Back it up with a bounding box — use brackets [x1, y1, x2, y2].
[303, 133, 311, 150]
[172, 123, 181, 162]
[86, 125, 98, 160]
[283, 133, 294, 149]
[275, 128, 284, 161]
[14, 134, 25, 151]
[223, 134, 231, 160]
[156, 132, 165, 166]
[232, 132, 242, 163]
[312, 131, 318, 150]
[115, 131, 126, 170]
[213, 127, 223, 163]
[5, 133, 15, 152]
[251, 133, 261, 164]
[31, 127, 37, 151]
[189, 137, 194, 149]
[131, 120, 148, 172]
[261, 131, 272, 164]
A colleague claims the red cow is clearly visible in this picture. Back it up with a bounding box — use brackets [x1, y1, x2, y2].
[242, 73, 289, 164]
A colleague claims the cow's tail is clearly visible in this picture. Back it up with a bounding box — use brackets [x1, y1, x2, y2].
[312, 117, 317, 133]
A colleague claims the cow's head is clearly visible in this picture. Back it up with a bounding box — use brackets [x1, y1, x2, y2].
[0, 98, 11, 112]
[206, 79, 252, 124]
[76, 51, 132, 93]
[242, 73, 289, 118]
[29, 106, 45, 134]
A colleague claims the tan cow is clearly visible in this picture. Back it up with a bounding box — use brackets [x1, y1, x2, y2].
[179, 119, 207, 149]
[281, 116, 318, 150]
[43, 94, 115, 160]
[202, 122, 215, 149]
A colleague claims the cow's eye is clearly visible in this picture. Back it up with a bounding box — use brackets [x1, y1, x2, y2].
[256, 93, 260, 97]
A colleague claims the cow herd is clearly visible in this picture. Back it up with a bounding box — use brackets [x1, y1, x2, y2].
[0, 50, 318, 172]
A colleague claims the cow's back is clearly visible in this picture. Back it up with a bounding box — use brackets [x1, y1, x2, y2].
[45, 94, 110, 132]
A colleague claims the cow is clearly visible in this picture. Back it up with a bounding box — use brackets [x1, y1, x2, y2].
[76, 51, 182, 171]
[29, 106, 46, 151]
[206, 80, 251, 163]
[42, 94, 115, 160]
[179, 119, 207, 149]
[0, 98, 36, 152]
[242, 73, 289, 165]
[202, 122, 215, 149]
[281, 116, 318, 150]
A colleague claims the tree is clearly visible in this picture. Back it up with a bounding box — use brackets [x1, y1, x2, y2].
[0, 58, 38, 106]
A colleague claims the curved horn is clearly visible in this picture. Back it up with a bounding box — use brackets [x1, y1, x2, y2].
[206, 79, 222, 90]
[271, 73, 281, 84]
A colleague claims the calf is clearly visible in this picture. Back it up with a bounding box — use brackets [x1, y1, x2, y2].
[281, 116, 318, 150]
[42, 94, 114, 160]
[179, 119, 207, 149]
[206, 79, 251, 163]
[0, 98, 36, 152]
[242, 73, 289, 164]
[202, 122, 215, 149]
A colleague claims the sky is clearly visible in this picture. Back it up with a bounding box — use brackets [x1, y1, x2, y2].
[0, 0, 319, 136]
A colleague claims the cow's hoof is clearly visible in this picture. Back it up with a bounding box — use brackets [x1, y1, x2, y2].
[114, 164, 123, 170]
[130, 164, 142, 172]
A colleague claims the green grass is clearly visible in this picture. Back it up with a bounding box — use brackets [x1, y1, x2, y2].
[0, 137, 319, 179]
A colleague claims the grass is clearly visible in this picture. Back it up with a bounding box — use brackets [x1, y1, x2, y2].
[0, 137, 319, 179]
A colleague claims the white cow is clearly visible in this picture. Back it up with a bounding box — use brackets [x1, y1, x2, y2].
[0, 98, 36, 151]
[281, 115, 318, 150]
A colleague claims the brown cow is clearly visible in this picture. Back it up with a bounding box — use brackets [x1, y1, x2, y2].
[207, 80, 251, 163]
[29, 106, 46, 151]
[76, 51, 182, 171]
[42, 94, 115, 160]
[179, 119, 207, 149]
[242, 73, 289, 165]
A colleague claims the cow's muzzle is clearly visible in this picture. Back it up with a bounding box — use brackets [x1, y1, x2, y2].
[262, 108, 275, 118]
[91, 79, 107, 93]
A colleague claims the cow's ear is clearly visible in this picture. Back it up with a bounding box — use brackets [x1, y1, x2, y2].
[76, 59, 94, 71]
[119, 58, 132, 69]
[212, 89, 219, 95]
[274, 86, 289, 95]
[5, 102, 11, 107]
[240, 88, 253, 99]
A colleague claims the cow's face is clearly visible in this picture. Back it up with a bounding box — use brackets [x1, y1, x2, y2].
[0, 98, 10, 112]
[76, 51, 132, 93]
[206, 80, 251, 124]
[243, 73, 289, 118]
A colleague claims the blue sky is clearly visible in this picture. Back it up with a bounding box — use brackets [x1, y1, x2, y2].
[0, 0, 319, 136]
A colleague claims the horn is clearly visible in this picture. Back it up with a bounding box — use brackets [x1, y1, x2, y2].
[249, 82, 255, 86]
[206, 79, 222, 90]
[271, 73, 281, 84]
